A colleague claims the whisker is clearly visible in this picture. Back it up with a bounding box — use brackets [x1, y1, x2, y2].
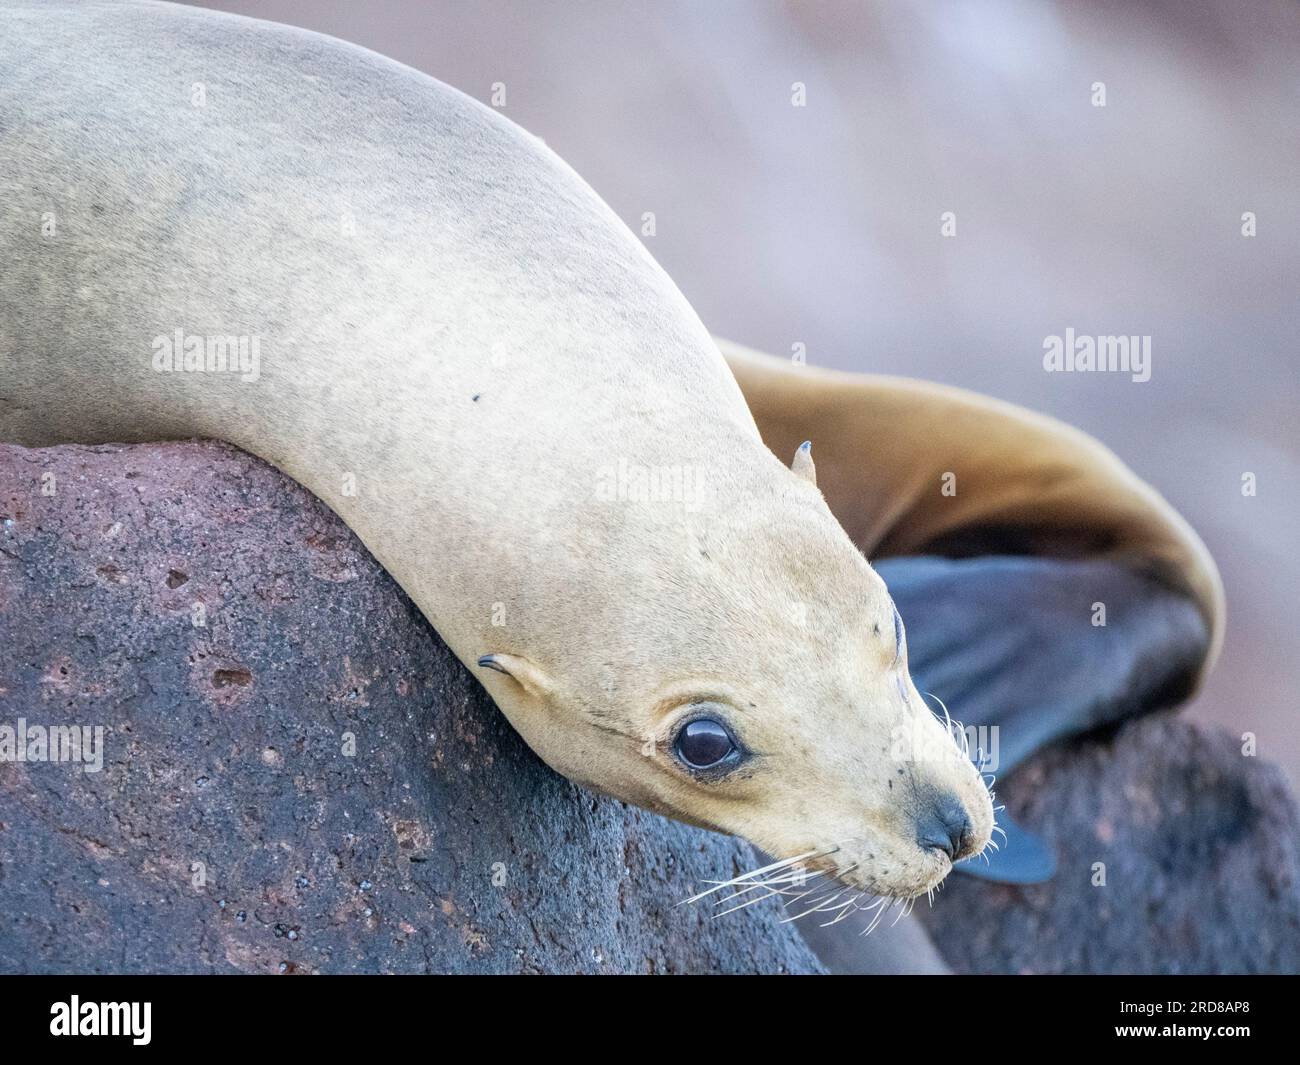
[680, 848, 836, 906]
[863, 898, 890, 936]
[685, 840, 938, 939]
[710, 887, 786, 918]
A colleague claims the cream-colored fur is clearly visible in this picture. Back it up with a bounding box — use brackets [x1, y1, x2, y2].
[1, 1, 1226, 902]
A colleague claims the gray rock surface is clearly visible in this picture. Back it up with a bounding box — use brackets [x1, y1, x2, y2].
[917, 717, 1300, 974]
[0, 440, 824, 974]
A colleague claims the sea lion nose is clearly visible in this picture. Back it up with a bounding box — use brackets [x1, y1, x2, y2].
[917, 795, 973, 860]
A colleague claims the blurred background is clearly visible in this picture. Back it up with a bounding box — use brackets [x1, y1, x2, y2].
[186, 0, 1299, 786]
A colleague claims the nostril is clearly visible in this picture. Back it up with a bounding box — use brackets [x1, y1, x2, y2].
[917, 795, 973, 861]
[918, 826, 958, 859]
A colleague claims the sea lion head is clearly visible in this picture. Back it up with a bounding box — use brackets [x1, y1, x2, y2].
[477, 442, 994, 901]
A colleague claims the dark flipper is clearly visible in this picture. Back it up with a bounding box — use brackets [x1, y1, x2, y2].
[876, 554, 1210, 882]
[876, 555, 1209, 774]
[955, 811, 1057, 883]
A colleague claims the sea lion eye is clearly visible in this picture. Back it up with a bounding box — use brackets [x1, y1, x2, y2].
[675, 718, 737, 769]
[892, 603, 906, 664]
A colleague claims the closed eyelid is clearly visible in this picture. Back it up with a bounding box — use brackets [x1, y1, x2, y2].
[891, 604, 906, 664]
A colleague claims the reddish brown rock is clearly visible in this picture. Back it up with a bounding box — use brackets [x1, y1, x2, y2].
[0, 440, 822, 975]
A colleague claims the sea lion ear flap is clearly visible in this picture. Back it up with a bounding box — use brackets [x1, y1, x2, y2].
[478, 654, 553, 699]
[790, 440, 817, 486]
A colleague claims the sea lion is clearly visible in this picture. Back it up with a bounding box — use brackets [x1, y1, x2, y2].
[0, 1, 1220, 907]
[0, 0, 996, 901]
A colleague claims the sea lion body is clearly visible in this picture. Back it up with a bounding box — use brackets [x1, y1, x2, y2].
[1, 1, 994, 898]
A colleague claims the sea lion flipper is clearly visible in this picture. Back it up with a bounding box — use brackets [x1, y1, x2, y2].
[954, 809, 1056, 884]
[875, 554, 1209, 776]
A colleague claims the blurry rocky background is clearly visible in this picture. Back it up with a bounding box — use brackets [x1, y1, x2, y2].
[188, 0, 1300, 791]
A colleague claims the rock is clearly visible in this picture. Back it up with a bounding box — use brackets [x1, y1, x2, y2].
[916, 716, 1300, 974]
[0, 440, 823, 975]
